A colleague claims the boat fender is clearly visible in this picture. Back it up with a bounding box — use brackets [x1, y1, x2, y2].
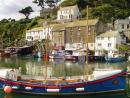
[47, 89, 60, 93]
[4, 86, 12, 94]
[12, 86, 19, 89]
[76, 88, 84, 92]
[25, 87, 33, 90]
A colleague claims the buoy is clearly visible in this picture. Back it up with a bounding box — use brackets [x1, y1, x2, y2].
[4, 86, 12, 94]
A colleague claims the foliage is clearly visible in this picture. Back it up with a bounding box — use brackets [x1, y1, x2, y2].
[27, 18, 38, 30]
[19, 6, 34, 19]
[91, 4, 114, 22]
[0, 17, 42, 48]
[60, 0, 130, 22]
[50, 7, 58, 19]
[61, 0, 88, 10]
[60, 0, 77, 7]
[33, 0, 60, 8]
[117, 44, 129, 52]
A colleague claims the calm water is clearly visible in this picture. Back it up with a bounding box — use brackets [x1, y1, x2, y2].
[0, 56, 129, 98]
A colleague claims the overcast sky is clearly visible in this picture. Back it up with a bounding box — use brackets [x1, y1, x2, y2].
[0, 0, 41, 20]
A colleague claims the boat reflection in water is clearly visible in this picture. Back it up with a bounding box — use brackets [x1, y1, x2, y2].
[26, 61, 53, 79]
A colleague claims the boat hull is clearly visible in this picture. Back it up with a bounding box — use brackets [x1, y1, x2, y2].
[105, 57, 125, 62]
[0, 71, 126, 96]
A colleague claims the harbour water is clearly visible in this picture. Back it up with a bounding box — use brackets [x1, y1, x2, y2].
[0, 56, 129, 98]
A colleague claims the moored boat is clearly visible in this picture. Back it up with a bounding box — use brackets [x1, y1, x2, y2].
[0, 51, 10, 57]
[17, 46, 34, 56]
[105, 54, 125, 62]
[4, 47, 18, 56]
[0, 68, 127, 96]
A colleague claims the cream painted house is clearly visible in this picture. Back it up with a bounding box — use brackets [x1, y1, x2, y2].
[57, 5, 81, 22]
[26, 27, 43, 41]
[95, 30, 126, 57]
[42, 24, 53, 40]
[26, 24, 54, 42]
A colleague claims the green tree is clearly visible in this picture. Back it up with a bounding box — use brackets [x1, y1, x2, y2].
[19, 6, 34, 19]
[60, 0, 89, 9]
[60, 0, 77, 7]
[33, 0, 60, 8]
[117, 44, 129, 53]
[92, 4, 114, 22]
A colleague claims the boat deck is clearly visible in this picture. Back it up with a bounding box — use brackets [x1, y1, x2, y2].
[21, 75, 88, 84]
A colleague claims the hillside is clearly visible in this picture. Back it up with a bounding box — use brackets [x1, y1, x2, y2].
[61, 0, 130, 22]
[0, 17, 44, 47]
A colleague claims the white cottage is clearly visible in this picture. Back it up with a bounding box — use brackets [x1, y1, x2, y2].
[57, 5, 81, 22]
[26, 24, 54, 42]
[114, 18, 130, 32]
[42, 25, 53, 40]
[26, 27, 43, 41]
[95, 30, 126, 57]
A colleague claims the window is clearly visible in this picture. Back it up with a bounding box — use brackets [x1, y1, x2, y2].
[60, 15, 63, 19]
[27, 36, 30, 39]
[108, 37, 111, 40]
[69, 14, 73, 19]
[122, 24, 124, 29]
[108, 43, 111, 47]
[101, 37, 104, 40]
[97, 37, 100, 40]
[127, 24, 129, 29]
[98, 43, 102, 46]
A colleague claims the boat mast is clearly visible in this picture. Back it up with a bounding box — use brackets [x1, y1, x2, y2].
[45, 37, 47, 81]
[86, 5, 89, 64]
[83, 5, 89, 80]
[44, 26, 49, 81]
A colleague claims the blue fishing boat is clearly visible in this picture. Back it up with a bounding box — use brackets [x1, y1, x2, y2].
[0, 69, 127, 96]
[105, 55, 125, 62]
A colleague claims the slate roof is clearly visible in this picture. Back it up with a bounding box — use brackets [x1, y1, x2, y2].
[97, 30, 118, 37]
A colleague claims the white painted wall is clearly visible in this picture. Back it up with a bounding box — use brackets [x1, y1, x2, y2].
[26, 30, 43, 41]
[114, 19, 130, 32]
[26, 27, 53, 42]
[95, 31, 123, 56]
[42, 27, 53, 40]
[57, 5, 81, 21]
